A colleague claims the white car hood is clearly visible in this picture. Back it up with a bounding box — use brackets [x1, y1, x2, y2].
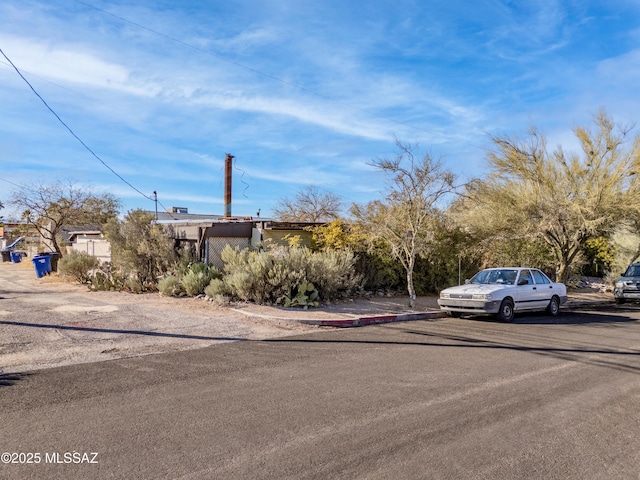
[442, 284, 509, 295]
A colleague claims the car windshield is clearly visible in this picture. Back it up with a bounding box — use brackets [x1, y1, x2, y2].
[469, 269, 518, 285]
[624, 265, 640, 277]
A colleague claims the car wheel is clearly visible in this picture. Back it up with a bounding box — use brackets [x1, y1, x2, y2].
[615, 297, 626, 305]
[497, 298, 514, 322]
[546, 295, 560, 316]
[448, 311, 461, 318]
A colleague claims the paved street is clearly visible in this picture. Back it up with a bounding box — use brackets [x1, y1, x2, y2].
[2, 303, 640, 479]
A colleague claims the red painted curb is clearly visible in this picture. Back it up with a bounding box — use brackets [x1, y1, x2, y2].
[300, 311, 446, 328]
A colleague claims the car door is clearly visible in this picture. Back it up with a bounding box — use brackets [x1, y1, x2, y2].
[531, 269, 555, 307]
[514, 269, 542, 311]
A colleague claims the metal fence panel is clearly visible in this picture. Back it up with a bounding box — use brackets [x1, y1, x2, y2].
[206, 237, 250, 268]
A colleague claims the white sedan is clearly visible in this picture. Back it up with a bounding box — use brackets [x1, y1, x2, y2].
[438, 267, 567, 322]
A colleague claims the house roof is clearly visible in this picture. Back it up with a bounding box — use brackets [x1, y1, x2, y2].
[151, 211, 277, 224]
[59, 224, 102, 243]
[150, 211, 225, 222]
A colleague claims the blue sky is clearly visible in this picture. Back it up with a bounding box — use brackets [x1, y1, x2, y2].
[2, 0, 640, 219]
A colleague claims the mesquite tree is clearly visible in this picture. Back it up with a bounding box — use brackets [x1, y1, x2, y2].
[9, 181, 120, 255]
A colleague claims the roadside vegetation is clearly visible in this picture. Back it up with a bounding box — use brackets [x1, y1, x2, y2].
[6, 110, 640, 307]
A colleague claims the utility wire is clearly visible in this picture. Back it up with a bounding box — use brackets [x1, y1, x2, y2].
[0, 47, 154, 203]
[0, 177, 41, 195]
[74, 0, 427, 135]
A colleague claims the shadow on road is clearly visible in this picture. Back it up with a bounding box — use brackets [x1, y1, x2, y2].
[0, 373, 30, 387]
[512, 307, 640, 325]
[267, 313, 640, 375]
[0, 320, 248, 342]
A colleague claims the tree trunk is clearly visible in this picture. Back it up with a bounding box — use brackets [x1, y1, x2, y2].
[406, 260, 416, 309]
[556, 263, 568, 284]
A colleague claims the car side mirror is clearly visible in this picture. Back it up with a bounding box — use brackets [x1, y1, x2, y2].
[464, 279, 471, 284]
[518, 279, 529, 285]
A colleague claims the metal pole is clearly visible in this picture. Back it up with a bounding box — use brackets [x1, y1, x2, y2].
[153, 191, 158, 220]
[224, 154, 234, 217]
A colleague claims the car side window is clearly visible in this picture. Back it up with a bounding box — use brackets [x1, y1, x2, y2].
[518, 270, 532, 285]
[532, 270, 550, 284]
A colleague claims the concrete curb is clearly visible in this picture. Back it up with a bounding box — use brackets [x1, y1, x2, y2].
[230, 307, 448, 328]
[232, 297, 612, 329]
[298, 310, 448, 328]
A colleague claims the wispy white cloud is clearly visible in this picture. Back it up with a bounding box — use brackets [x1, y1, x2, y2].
[0, 35, 146, 93]
[2, 0, 640, 217]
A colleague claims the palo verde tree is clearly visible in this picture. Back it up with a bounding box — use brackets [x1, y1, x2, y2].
[458, 110, 640, 282]
[351, 141, 457, 308]
[273, 185, 343, 222]
[9, 181, 120, 255]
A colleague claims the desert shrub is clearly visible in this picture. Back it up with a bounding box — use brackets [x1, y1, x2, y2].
[158, 275, 183, 296]
[87, 262, 127, 292]
[312, 220, 402, 292]
[181, 263, 222, 296]
[205, 278, 231, 305]
[205, 278, 227, 297]
[182, 271, 210, 296]
[59, 251, 100, 284]
[307, 248, 361, 300]
[220, 244, 359, 306]
[223, 253, 273, 303]
[103, 209, 176, 289]
[125, 277, 144, 294]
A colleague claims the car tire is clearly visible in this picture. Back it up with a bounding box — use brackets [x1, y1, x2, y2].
[615, 297, 626, 305]
[546, 295, 560, 316]
[448, 311, 461, 318]
[497, 298, 514, 322]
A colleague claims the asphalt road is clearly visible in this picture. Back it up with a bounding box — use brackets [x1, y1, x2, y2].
[2, 305, 640, 479]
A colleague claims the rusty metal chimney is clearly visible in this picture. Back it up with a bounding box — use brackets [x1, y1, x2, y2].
[224, 153, 234, 218]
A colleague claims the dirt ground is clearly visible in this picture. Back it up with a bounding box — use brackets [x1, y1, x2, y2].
[0, 260, 441, 373]
[0, 260, 612, 373]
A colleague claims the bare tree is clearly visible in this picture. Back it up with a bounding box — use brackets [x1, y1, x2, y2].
[352, 142, 457, 308]
[273, 185, 343, 222]
[9, 180, 120, 255]
[459, 109, 640, 282]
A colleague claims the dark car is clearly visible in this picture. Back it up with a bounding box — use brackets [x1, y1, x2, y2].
[613, 263, 640, 304]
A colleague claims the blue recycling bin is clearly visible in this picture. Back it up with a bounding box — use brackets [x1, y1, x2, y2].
[10, 251, 22, 263]
[32, 255, 52, 278]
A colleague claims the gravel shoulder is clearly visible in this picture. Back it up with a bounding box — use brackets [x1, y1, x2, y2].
[0, 262, 323, 373]
[0, 261, 612, 373]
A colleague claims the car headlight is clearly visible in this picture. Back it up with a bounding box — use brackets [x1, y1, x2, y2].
[440, 293, 450, 299]
[472, 293, 492, 300]
[615, 281, 624, 288]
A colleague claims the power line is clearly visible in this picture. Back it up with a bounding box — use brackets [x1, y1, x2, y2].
[74, 0, 427, 135]
[0, 177, 40, 195]
[0, 47, 154, 203]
